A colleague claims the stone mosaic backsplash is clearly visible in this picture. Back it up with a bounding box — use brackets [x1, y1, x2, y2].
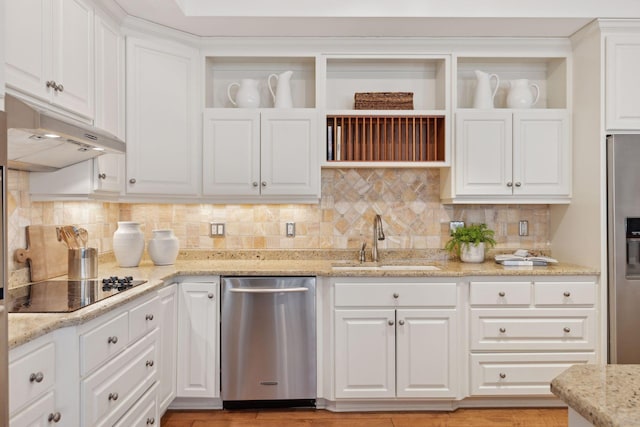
[8, 168, 550, 277]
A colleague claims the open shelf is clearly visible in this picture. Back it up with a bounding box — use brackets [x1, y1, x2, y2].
[326, 115, 445, 163]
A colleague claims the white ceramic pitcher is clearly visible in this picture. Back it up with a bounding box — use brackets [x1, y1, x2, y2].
[473, 70, 500, 109]
[268, 70, 293, 108]
[227, 78, 260, 108]
[506, 79, 540, 109]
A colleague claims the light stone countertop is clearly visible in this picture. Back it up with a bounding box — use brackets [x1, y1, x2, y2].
[8, 251, 599, 350]
[551, 364, 640, 427]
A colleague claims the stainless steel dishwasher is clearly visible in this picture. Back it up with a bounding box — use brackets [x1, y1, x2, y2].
[221, 276, 316, 409]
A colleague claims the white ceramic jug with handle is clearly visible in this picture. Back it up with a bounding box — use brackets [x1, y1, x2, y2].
[227, 78, 260, 108]
[268, 70, 293, 108]
[506, 79, 540, 109]
[473, 70, 500, 109]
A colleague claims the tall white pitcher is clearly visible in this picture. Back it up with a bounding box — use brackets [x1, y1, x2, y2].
[473, 70, 500, 109]
[268, 70, 293, 108]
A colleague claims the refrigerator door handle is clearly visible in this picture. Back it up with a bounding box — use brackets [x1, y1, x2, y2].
[228, 287, 309, 294]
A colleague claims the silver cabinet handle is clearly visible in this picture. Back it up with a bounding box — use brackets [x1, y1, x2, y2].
[208, 293, 215, 298]
[393, 293, 399, 299]
[563, 291, 571, 297]
[107, 336, 118, 344]
[252, 182, 259, 187]
[398, 320, 405, 325]
[146, 360, 154, 367]
[129, 178, 136, 184]
[388, 320, 394, 326]
[515, 182, 521, 187]
[108, 392, 119, 401]
[498, 291, 506, 297]
[147, 418, 155, 425]
[563, 327, 571, 333]
[261, 181, 267, 187]
[29, 372, 44, 383]
[145, 314, 154, 321]
[48, 412, 62, 423]
[98, 173, 107, 179]
[506, 182, 513, 187]
[499, 327, 506, 333]
[499, 373, 506, 379]
[228, 288, 306, 294]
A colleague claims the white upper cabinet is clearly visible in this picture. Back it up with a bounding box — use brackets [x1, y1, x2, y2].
[126, 36, 200, 196]
[94, 11, 124, 139]
[6, 0, 94, 119]
[605, 35, 640, 130]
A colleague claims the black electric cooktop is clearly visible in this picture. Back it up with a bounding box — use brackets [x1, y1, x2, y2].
[8, 276, 147, 313]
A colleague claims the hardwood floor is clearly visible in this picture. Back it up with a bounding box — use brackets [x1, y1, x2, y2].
[161, 408, 568, 427]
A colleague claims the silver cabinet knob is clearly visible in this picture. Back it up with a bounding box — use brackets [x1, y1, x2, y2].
[499, 373, 506, 379]
[46, 80, 57, 89]
[506, 182, 513, 187]
[145, 314, 154, 321]
[563, 291, 571, 297]
[146, 360, 154, 367]
[388, 320, 394, 326]
[98, 173, 107, 179]
[393, 293, 399, 299]
[129, 178, 136, 184]
[208, 293, 214, 299]
[563, 327, 571, 333]
[57, 83, 64, 92]
[499, 327, 506, 333]
[252, 182, 259, 187]
[48, 412, 62, 423]
[261, 181, 267, 187]
[29, 372, 44, 383]
[498, 291, 506, 297]
[398, 320, 405, 325]
[146, 418, 156, 425]
[514, 182, 522, 187]
[108, 392, 119, 401]
[107, 336, 118, 344]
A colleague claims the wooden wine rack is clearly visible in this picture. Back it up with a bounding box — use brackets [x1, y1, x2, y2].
[326, 115, 445, 162]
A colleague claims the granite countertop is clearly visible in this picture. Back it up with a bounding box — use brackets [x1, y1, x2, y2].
[7, 250, 599, 349]
[551, 364, 640, 427]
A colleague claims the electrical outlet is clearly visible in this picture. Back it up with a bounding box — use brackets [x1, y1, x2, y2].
[210, 223, 225, 237]
[449, 221, 465, 233]
[519, 220, 529, 236]
[286, 222, 295, 237]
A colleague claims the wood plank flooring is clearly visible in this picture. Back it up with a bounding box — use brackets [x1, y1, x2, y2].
[161, 408, 568, 427]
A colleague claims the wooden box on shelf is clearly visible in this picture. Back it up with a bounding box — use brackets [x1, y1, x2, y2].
[354, 92, 414, 110]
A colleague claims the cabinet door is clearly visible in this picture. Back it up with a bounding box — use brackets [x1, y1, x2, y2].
[158, 285, 178, 414]
[126, 37, 199, 196]
[260, 110, 319, 197]
[5, 0, 52, 101]
[9, 391, 57, 427]
[513, 110, 570, 196]
[202, 110, 261, 196]
[95, 12, 124, 139]
[51, 0, 93, 118]
[455, 111, 513, 196]
[176, 282, 218, 398]
[606, 35, 640, 130]
[93, 154, 125, 194]
[334, 309, 395, 398]
[396, 309, 458, 398]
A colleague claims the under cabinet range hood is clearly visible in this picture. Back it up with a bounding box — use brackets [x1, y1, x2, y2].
[5, 95, 126, 172]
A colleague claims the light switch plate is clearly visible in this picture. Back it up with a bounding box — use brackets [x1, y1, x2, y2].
[286, 222, 295, 237]
[449, 221, 465, 233]
[519, 220, 529, 236]
[210, 223, 225, 237]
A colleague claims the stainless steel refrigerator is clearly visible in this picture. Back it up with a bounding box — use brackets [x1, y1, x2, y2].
[0, 109, 8, 424]
[607, 134, 640, 363]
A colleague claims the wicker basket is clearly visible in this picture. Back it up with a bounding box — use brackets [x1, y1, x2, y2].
[354, 92, 414, 110]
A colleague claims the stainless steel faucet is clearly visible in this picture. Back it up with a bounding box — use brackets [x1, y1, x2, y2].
[372, 214, 385, 262]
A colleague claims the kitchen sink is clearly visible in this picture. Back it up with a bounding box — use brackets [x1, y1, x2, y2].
[331, 263, 440, 271]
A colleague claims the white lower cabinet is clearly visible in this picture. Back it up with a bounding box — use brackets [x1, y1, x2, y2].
[469, 277, 598, 397]
[158, 284, 178, 414]
[333, 279, 459, 400]
[9, 392, 57, 427]
[176, 280, 219, 398]
[112, 378, 159, 427]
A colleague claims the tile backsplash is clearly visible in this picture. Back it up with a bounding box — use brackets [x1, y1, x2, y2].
[8, 168, 550, 275]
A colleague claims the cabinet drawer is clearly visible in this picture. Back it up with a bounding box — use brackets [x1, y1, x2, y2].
[113, 382, 158, 427]
[534, 282, 596, 306]
[9, 391, 56, 427]
[9, 342, 55, 414]
[470, 309, 596, 351]
[80, 311, 129, 376]
[82, 329, 159, 427]
[335, 282, 457, 307]
[470, 282, 531, 306]
[470, 352, 596, 396]
[130, 296, 161, 342]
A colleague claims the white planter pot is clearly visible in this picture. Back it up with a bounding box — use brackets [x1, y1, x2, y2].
[113, 221, 144, 267]
[460, 242, 486, 263]
[148, 229, 180, 266]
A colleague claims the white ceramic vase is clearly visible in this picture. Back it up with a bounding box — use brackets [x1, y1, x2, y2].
[460, 242, 486, 263]
[148, 229, 180, 266]
[113, 221, 144, 267]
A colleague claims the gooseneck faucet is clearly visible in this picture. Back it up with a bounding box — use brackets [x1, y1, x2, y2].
[372, 214, 385, 263]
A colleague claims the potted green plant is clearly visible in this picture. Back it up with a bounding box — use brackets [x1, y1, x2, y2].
[444, 223, 496, 263]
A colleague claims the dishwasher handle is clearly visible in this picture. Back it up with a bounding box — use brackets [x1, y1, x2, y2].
[228, 287, 309, 294]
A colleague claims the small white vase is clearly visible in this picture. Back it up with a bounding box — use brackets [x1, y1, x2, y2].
[113, 221, 144, 268]
[148, 229, 180, 266]
[460, 242, 486, 263]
